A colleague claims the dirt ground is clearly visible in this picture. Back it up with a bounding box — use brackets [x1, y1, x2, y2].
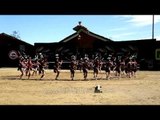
[0, 68, 160, 105]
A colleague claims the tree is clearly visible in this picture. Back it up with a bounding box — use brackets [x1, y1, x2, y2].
[11, 31, 21, 39]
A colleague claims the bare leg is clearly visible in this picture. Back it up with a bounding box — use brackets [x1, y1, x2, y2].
[28, 70, 31, 79]
[55, 71, 60, 80]
[26, 69, 28, 76]
[20, 69, 24, 79]
[106, 71, 111, 80]
[40, 69, 45, 80]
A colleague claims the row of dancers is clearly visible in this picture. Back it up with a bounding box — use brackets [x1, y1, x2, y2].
[17, 53, 138, 80]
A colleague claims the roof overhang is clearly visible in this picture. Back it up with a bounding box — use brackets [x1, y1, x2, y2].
[61, 33, 79, 43]
[60, 29, 112, 43]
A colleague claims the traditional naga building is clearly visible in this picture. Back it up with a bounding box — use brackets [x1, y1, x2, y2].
[0, 33, 34, 67]
[35, 22, 160, 70]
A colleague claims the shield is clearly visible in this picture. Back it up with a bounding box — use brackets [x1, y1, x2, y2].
[8, 50, 19, 60]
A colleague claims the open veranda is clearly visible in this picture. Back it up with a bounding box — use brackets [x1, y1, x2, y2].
[0, 68, 160, 105]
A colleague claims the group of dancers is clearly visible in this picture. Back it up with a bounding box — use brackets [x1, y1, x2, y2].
[67, 54, 138, 80]
[18, 53, 47, 79]
[17, 53, 138, 80]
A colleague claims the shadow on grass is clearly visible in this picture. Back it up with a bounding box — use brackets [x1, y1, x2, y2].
[0, 75, 140, 82]
[0, 75, 109, 81]
[0, 75, 20, 80]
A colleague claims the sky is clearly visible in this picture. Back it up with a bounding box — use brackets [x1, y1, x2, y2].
[0, 15, 160, 45]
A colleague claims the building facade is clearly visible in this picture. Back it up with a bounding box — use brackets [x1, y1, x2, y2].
[0, 33, 34, 67]
[1, 22, 160, 70]
[34, 22, 160, 70]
